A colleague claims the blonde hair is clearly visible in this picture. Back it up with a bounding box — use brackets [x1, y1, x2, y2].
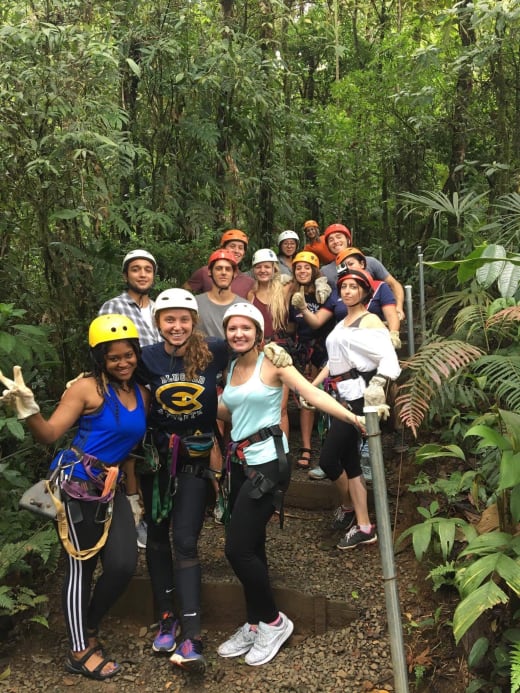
[251, 265, 288, 333]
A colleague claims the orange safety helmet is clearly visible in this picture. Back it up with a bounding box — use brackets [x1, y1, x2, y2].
[335, 247, 366, 273]
[323, 223, 352, 245]
[208, 248, 238, 269]
[303, 219, 319, 229]
[292, 251, 320, 269]
[220, 229, 249, 249]
[336, 268, 374, 295]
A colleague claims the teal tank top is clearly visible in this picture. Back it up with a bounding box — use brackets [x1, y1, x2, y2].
[222, 353, 288, 466]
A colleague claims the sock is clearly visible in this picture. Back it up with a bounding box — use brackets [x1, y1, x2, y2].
[359, 524, 372, 533]
[342, 505, 354, 512]
[268, 614, 282, 627]
[249, 624, 258, 632]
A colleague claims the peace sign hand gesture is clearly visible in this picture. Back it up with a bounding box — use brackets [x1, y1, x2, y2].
[0, 366, 40, 420]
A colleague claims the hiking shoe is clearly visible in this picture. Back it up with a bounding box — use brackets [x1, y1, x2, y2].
[170, 638, 206, 673]
[244, 612, 293, 666]
[331, 505, 355, 531]
[217, 622, 257, 658]
[136, 519, 147, 549]
[152, 611, 179, 653]
[308, 466, 326, 480]
[337, 525, 377, 550]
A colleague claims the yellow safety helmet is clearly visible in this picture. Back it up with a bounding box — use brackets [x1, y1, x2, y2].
[88, 314, 139, 348]
[292, 251, 320, 269]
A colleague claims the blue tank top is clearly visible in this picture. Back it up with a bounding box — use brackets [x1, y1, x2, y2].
[50, 383, 146, 480]
[222, 353, 288, 466]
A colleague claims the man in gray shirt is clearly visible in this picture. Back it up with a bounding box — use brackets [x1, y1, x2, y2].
[196, 249, 246, 339]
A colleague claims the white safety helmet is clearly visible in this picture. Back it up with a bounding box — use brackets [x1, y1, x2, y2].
[277, 230, 299, 246]
[122, 249, 157, 273]
[152, 289, 198, 318]
[222, 302, 265, 339]
[252, 248, 278, 265]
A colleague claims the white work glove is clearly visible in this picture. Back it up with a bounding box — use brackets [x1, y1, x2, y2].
[389, 330, 402, 349]
[263, 343, 293, 368]
[315, 276, 332, 304]
[364, 375, 390, 420]
[127, 494, 142, 526]
[291, 289, 307, 311]
[299, 395, 315, 410]
[0, 366, 40, 420]
[280, 274, 293, 286]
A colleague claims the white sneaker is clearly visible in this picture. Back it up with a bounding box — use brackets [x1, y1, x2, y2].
[136, 519, 147, 549]
[244, 612, 293, 666]
[217, 622, 257, 658]
[308, 466, 326, 480]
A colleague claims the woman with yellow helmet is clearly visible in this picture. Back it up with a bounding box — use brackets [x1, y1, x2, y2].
[0, 314, 150, 681]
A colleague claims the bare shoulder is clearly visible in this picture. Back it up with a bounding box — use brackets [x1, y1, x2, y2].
[137, 383, 151, 407]
[259, 353, 283, 386]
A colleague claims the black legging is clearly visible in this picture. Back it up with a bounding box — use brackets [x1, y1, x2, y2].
[60, 490, 137, 652]
[140, 458, 208, 640]
[225, 460, 279, 626]
[319, 397, 363, 481]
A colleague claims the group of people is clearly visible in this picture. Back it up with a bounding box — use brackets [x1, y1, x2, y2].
[0, 220, 401, 680]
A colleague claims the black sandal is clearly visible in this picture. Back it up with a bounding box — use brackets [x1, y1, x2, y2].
[296, 448, 312, 470]
[86, 628, 105, 655]
[65, 647, 120, 681]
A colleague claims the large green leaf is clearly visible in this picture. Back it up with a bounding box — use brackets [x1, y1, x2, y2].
[464, 424, 510, 451]
[456, 553, 520, 598]
[436, 518, 456, 561]
[475, 244, 507, 288]
[412, 521, 433, 562]
[499, 450, 520, 490]
[453, 581, 508, 643]
[458, 532, 513, 558]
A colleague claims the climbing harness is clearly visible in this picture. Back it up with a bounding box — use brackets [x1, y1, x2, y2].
[226, 425, 291, 528]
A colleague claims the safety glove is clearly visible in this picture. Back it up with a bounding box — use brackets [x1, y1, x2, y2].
[315, 276, 332, 304]
[263, 343, 293, 368]
[291, 288, 307, 311]
[363, 374, 391, 420]
[0, 366, 40, 420]
[127, 494, 143, 526]
[389, 330, 402, 349]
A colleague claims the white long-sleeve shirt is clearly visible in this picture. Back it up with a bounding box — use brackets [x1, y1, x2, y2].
[326, 321, 401, 401]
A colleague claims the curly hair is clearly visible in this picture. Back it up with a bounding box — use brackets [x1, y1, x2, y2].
[165, 312, 213, 380]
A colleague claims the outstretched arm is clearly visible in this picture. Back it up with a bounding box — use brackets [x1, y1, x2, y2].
[0, 366, 86, 444]
[277, 365, 364, 432]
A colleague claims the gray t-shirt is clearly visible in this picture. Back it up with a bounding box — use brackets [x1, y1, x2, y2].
[196, 293, 246, 339]
[322, 255, 390, 288]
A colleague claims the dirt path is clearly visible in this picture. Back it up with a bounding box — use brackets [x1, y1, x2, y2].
[0, 430, 469, 692]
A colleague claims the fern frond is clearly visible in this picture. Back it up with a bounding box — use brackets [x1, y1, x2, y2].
[474, 355, 520, 411]
[486, 306, 520, 342]
[397, 340, 484, 436]
[511, 640, 520, 693]
[453, 304, 488, 341]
